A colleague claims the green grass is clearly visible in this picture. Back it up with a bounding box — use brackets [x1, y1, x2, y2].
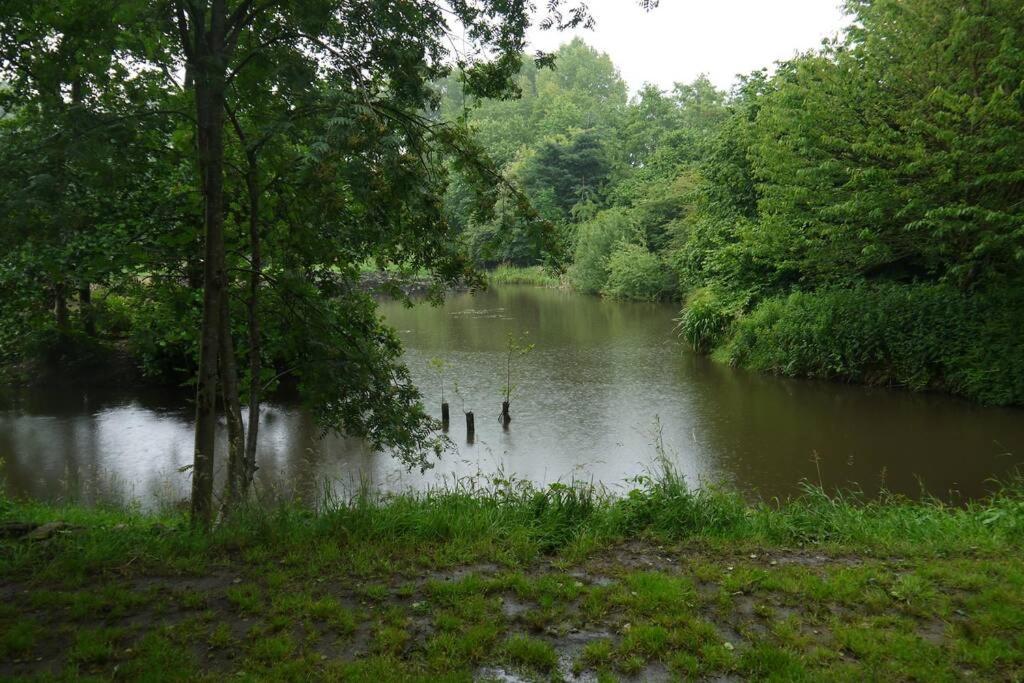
[3, 461, 1023, 582]
[486, 265, 562, 287]
[504, 634, 559, 672]
[0, 618, 41, 659]
[1, 463, 1023, 679]
[256, 633, 296, 659]
[69, 627, 124, 666]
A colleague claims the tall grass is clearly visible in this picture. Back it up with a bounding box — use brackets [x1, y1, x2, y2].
[3, 461, 1022, 581]
[486, 265, 562, 288]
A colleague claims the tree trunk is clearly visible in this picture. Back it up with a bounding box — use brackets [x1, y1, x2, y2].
[78, 284, 95, 336]
[70, 79, 93, 339]
[54, 282, 69, 332]
[190, 3, 230, 529]
[243, 155, 261, 493]
[219, 293, 246, 511]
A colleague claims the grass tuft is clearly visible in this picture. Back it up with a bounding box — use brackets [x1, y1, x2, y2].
[504, 634, 558, 672]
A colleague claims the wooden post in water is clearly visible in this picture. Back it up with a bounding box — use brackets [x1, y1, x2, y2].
[500, 401, 511, 429]
[441, 402, 450, 431]
[466, 411, 475, 443]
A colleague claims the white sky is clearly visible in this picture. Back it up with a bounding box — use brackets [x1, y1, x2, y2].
[527, 0, 851, 93]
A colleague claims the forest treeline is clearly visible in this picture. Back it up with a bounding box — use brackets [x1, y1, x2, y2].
[440, 0, 1024, 406]
[0, 0, 1021, 458]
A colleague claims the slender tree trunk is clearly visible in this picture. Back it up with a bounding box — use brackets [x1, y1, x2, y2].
[182, 67, 203, 293]
[243, 155, 261, 493]
[190, 3, 230, 528]
[219, 293, 246, 510]
[67, 78, 96, 339]
[54, 80, 73, 339]
[78, 284, 95, 336]
[65, 78, 92, 340]
[54, 282, 69, 332]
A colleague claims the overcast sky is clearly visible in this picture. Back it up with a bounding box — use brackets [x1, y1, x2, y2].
[526, 0, 851, 94]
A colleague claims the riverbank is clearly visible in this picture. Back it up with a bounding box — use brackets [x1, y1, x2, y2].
[3, 467, 1022, 680]
[359, 266, 563, 296]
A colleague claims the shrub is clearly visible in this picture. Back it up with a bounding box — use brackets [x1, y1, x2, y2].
[677, 287, 735, 353]
[602, 243, 670, 301]
[91, 291, 134, 336]
[570, 208, 635, 294]
[721, 283, 1024, 406]
[125, 287, 202, 380]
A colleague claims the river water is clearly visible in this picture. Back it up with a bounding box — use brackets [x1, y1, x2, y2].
[2, 286, 1022, 508]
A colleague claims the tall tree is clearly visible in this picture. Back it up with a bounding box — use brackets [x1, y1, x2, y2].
[749, 0, 1024, 291]
[156, 0, 595, 525]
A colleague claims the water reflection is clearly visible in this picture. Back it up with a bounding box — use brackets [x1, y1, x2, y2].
[1, 286, 1022, 508]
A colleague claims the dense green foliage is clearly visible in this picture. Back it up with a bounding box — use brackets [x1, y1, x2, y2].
[438, 39, 628, 266]
[603, 242, 668, 301]
[443, 0, 1024, 405]
[722, 285, 1024, 406]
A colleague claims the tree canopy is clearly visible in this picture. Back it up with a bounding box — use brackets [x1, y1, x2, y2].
[0, 0, 596, 525]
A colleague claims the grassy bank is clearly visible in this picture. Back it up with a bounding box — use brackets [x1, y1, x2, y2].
[487, 265, 563, 288]
[2, 465, 1023, 680]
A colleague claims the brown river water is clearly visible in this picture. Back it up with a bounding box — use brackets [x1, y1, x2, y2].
[1, 285, 1022, 508]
